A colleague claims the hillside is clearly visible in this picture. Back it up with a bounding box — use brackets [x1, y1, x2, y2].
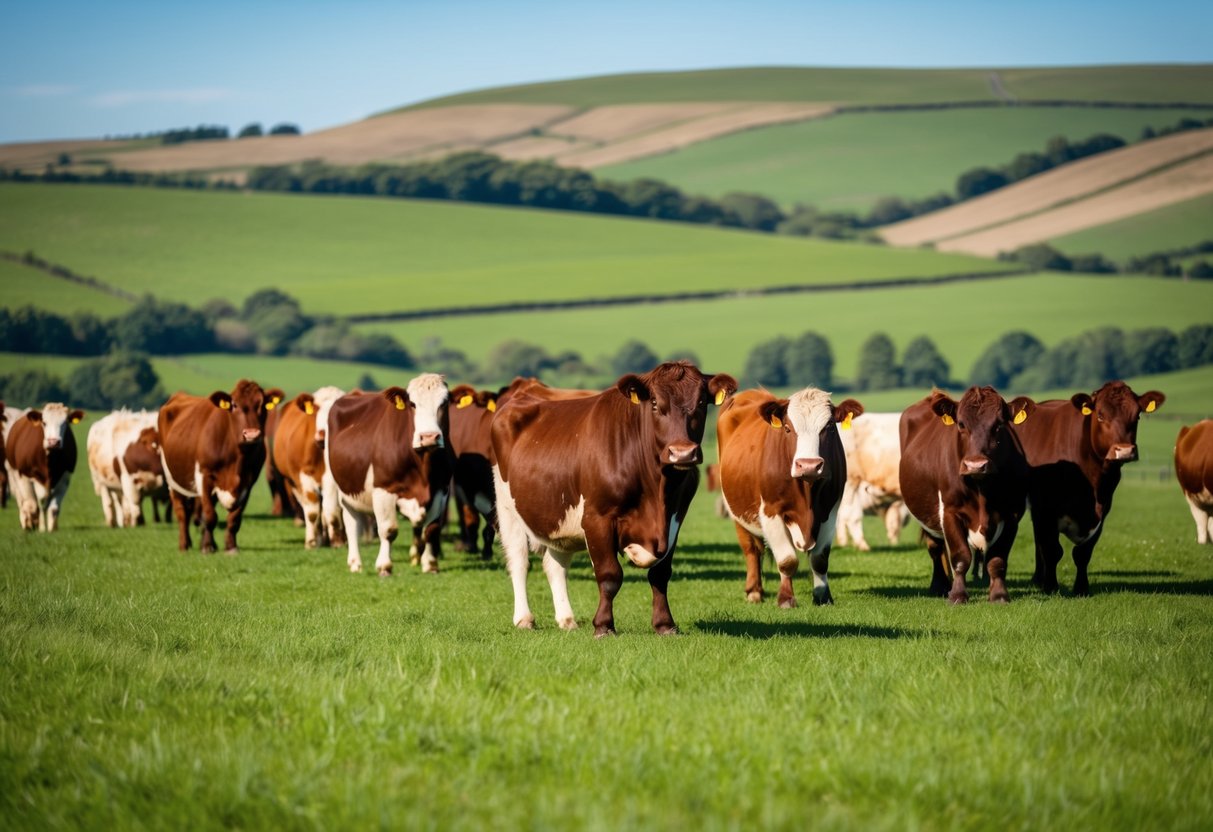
[1050, 192, 1213, 260]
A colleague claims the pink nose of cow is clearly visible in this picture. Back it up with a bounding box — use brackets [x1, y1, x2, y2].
[416, 432, 442, 449]
[45, 437, 61, 449]
[961, 456, 990, 476]
[241, 428, 262, 444]
[1108, 443, 1138, 462]
[793, 457, 825, 480]
[666, 443, 700, 466]
[314, 430, 326, 447]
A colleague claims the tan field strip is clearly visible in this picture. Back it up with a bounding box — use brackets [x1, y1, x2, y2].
[881, 128, 1213, 247]
[934, 152, 1213, 256]
[488, 135, 594, 160]
[0, 138, 136, 167]
[545, 103, 739, 143]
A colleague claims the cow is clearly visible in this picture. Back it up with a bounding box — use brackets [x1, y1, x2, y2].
[265, 403, 304, 524]
[325, 374, 452, 576]
[900, 387, 1035, 603]
[5, 403, 85, 532]
[717, 387, 863, 608]
[448, 384, 505, 559]
[1176, 420, 1213, 544]
[271, 386, 346, 549]
[86, 409, 166, 527]
[0, 402, 8, 509]
[158, 380, 284, 553]
[1013, 381, 1164, 594]
[835, 412, 908, 551]
[491, 361, 737, 636]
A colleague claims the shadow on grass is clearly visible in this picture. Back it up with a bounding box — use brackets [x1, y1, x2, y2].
[694, 619, 919, 640]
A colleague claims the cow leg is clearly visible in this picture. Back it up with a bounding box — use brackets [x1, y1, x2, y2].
[45, 474, 71, 532]
[171, 491, 194, 551]
[419, 517, 442, 574]
[222, 498, 248, 554]
[647, 550, 678, 635]
[321, 473, 345, 547]
[1070, 526, 1105, 597]
[924, 531, 951, 596]
[734, 523, 766, 603]
[370, 489, 399, 576]
[1185, 495, 1210, 544]
[941, 519, 973, 604]
[462, 503, 481, 556]
[480, 509, 497, 560]
[541, 549, 577, 630]
[1029, 509, 1063, 594]
[97, 482, 117, 527]
[409, 524, 422, 566]
[494, 479, 535, 629]
[342, 504, 366, 572]
[759, 520, 800, 609]
[585, 522, 622, 637]
[196, 480, 220, 554]
[885, 502, 906, 545]
[299, 488, 321, 549]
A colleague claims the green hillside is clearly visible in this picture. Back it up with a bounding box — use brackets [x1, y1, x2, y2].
[0, 184, 1013, 318]
[1050, 192, 1213, 260]
[0, 257, 132, 317]
[599, 107, 1213, 210]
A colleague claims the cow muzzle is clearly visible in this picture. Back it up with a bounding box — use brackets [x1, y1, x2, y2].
[313, 430, 326, 449]
[664, 443, 701, 468]
[414, 432, 443, 450]
[960, 456, 990, 477]
[792, 457, 825, 480]
[44, 437, 62, 450]
[241, 428, 262, 444]
[1107, 443, 1138, 463]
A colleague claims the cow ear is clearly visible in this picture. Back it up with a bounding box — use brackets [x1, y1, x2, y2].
[708, 373, 738, 406]
[382, 386, 410, 410]
[833, 398, 863, 430]
[1008, 396, 1036, 425]
[293, 393, 315, 415]
[263, 388, 284, 411]
[26, 410, 42, 423]
[450, 384, 476, 409]
[477, 390, 499, 412]
[1138, 391, 1165, 414]
[929, 391, 958, 426]
[69, 410, 85, 424]
[1071, 393, 1094, 416]
[759, 400, 788, 429]
[617, 374, 650, 404]
[210, 391, 233, 411]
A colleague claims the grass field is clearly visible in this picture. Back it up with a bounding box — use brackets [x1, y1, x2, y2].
[0, 258, 132, 317]
[598, 107, 1213, 210]
[0, 184, 1013, 318]
[1050, 192, 1213, 260]
[2, 412, 1210, 828]
[406, 65, 1213, 110]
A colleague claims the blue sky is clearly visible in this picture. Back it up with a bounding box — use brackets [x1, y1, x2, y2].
[2, 0, 1210, 143]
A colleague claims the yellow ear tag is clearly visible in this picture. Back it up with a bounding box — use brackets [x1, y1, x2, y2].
[769, 415, 783, 429]
[1081, 406, 1092, 416]
[265, 401, 275, 411]
[840, 412, 853, 430]
[219, 399, 231, 411]
[395, 396, 406, 410]
[714, 389, 725, 406]
[457, 394, 473, 409]
[1013, 409, 1027, 425]
[71, 417, 81, 424]
[941, 414, 954, 426]
[304, 402, 315, 416]
[629, 390, 640, 404]
[1145, 400, 1156, 413]
[487, 399, 496, 413]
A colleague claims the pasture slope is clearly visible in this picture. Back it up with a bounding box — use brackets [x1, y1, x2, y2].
[1, 387, 1211, 829]
[1050, 192, 1213, 260]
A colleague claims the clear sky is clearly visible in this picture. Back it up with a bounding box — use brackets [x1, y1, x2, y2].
[2, 0, 1210, 143]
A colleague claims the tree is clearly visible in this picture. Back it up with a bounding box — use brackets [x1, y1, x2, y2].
[356, 372, 379, 392]
[855, 333, 901, 391]
[1178, 324, 1213, 368]
[783, 332, 833, 387]
[67, 352, 165, 410]
[1123, 328, 1179, 376]
[1004, 152, 1051, 182]
[742, 337, 790, 387]
[241, 288, 300, 320]
[112, 296, 214, 353]
[901, 336, 950, 388]
[610, 340, 659, 376]
[0, 369, 69, 407]
[481, 340, 551, 381]
[237, 123, 264, 138]
[867, 197, 911, 226]
[268, 123, 301, 135]
[969, 331, 1046, 388]
[664, 349, 701, 366]
[1012, 243, 1072, 271]
[955, 167, 1009, 200]
[1186, 260, 1213, 279]
[719, 193, 784, 231]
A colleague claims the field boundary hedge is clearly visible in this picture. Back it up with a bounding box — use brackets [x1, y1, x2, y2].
[1, 250, 136, 301]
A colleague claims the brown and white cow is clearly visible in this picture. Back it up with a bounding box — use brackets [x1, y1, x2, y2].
[492, 361, 736, 636]
[158, 380, 284, 553]
[1013, 381, 1164, 594]
[717, 388, 863, 607]
[87, 409, 166, 527]
[325, 374, 452, 575]
[272, 386, 346, 549]
[448, 384, 505, 559]
[0, 401, 8, 509]
[265, 403, 303, 523]
[1176, 420, 1213, 544]
[900, 387, 1034, 603]
[835, 411, 908, 551]
[6, 403, 85, 531]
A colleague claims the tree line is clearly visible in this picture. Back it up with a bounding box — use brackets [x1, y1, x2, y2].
[98, 123, 302, 145]
[1001, 241, 1213, 280]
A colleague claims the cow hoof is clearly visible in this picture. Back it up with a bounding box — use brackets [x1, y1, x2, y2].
[557, 616, 578, 631]
[422, 561, 439, 574]
[453, 541, 469, 553]
[989, 592, 1010, 604]
[857, 542, 872, 553]
[349, 563, 362, 573]
[515, 614, 536, 630]
[305, 540, 319, 550]
[593, 627, 617, 639]
[377, 567, 392, 578]
[654, 624, 679, 636]
[778, 597, 799, 609]
[948, 591, 969, 605]
[745, 591, 764, 604]
[201, 544, 217, 555]
[224, 548, 239, 557]
[812, 587, 834, 606]
[409, 556, 421, 567]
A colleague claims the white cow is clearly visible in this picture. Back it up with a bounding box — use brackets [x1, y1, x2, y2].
[87, 409, 165, 527]
[836, 412, 909, 551]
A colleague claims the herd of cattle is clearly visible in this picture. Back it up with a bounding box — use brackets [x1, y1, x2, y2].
[2, 362, 1212, 636]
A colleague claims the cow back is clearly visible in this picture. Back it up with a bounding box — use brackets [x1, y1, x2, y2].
[1176, 420, 1213, 499]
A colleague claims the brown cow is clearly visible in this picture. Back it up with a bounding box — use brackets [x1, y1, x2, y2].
[717, 388, 863, 607]
[448, 384, 505, 559]
[325, 374, 452, 575]
[265, 404, 304, 523]
[158, 380, 284, 553]
[1013, 381, 1164, 594]
[0, 401, 8, 509]
[492, 361, 736, 636]
[272, 386, 347, 549]
[6, 403, 85, 531]
[900, 387, 1035, 603]
[1176, 420, 1213, 544]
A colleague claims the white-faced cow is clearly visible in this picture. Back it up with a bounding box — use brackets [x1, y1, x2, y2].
[900, 387, 1034, 603]
[1013, 381, 1164, 595]
[1176, 420, 1213, 544]
[270, 386, 346, 549]
[325, 374, 452, 576]
[6, 402, 85, 532]
[87, 409, 166, 527]
[717, 388, 863, 607]
[835, 411, 908, 551]
[158, 380, 284, 553]
[491, 361, 737, 636]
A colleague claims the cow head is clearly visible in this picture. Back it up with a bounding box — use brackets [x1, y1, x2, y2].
[26, 403, 84, 451]
[210, 380, 284, 446]
[617, 361, 737, 469]
[384, 374, 450, 451]
[759, 389, 863, 480]
[932, 387, 1033, 479]
[133, 426, 165, 476]
[1071, 381, 1164, 464]
[294, 386, 346, 446]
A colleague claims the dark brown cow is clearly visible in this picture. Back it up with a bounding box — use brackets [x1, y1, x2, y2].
[1013, 381, 1164, 594]
[1176, 420, 1213, 544]
[6, 403, 84, 532]
[491, 361, 736, 636]
[717, 388, 863, 608]
[265, 404, 303, 523]
[158, 380, 284, 553]
[900, 387, 1034, 603]
[325, 374, 452, 575]
[273, 386, 346, 549]
[448, 384, 505, 559]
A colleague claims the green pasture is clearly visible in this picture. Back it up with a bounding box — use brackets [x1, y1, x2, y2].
[1051, 192, 1213, 261]
[0, 257, 132, 317]
[0, 184, 1012, 318]
[404, 64, 1213, 110]
[598, 107, 1213, 211]
[2, 415, 1211, 829]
